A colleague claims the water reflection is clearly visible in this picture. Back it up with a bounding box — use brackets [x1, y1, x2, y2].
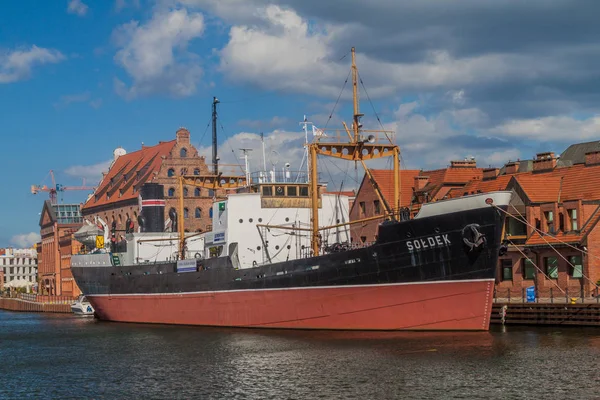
[1, 311, 600, 399]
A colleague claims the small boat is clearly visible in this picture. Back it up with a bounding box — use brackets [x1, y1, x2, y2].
[71, 295, 95, 316]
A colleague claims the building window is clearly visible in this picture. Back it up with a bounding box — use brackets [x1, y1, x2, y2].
[183, 187, 189, 197]
[360, 236, 367, 243]
[523, 258, 535, 279]
[194, 188, 201, 197]
[168, 168, 175, 177]
[287, 186, 297, 197]
[535, 218, 541, 231]
[545, 211, 554, 233]
[501, 259, 513, 281]
[374, 200, 381, 215]
[209, 208, 213, 218]
[569, 209, 578, 230]
[545, 256, 558, 279]
[195, 208, 202, 218]
[262, 186, 273, 196]
[359, 202, 366, 217]
[193, 168, 200, 176]
[168, 187, 175, 197]
[180, 168, 187, 175]
[559, 212, 564, 232]
[180, 148, 188, 158]
[569, 255, 583, 278]
[184, 208, 189, 218]
[208, 189, 215, 197]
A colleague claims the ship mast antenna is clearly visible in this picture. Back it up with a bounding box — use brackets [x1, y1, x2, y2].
[212, 96, 220, 174]
[307, 47, 401, 257]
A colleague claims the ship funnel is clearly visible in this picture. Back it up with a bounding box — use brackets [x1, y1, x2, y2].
[139, 183, 165, 233]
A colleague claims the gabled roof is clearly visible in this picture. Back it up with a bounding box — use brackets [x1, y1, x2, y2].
[414, 166, 483, 199]
[525, 231, 583, 246]
[458, 174, 514, 196]
[369, 169, 420, 207]
[83, 140, 176, 210]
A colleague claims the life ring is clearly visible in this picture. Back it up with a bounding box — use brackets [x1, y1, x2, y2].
[194, 252, 203, 259]
[462, 224, 486, 251]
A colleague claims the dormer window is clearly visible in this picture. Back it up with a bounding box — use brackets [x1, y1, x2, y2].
[569, 209, 578, 230]
[545, 211, 554, 234]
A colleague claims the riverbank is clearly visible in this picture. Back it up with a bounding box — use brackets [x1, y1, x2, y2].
[0, 295, 72, 313]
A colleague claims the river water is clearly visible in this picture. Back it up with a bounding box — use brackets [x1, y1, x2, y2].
[1, 310, 599, 399]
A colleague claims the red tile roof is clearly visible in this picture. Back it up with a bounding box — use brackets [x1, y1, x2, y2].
[83, 140, 176, 210]
[415, 167, 483, 199]
[370, 169, 420, 207]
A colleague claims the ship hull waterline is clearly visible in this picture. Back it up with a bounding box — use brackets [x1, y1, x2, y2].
[87, 278, 495, 331]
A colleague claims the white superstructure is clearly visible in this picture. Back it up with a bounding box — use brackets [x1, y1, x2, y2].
[206, 188, 351, 269]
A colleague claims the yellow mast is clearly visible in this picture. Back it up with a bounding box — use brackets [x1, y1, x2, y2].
[307, 47, 401, 256]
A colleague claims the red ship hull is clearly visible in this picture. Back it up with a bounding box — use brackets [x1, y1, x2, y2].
[88, 278, 494, 331]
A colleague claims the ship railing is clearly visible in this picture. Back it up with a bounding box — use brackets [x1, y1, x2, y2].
[493, 287, 600, 304]
[249, 170, 310, 185]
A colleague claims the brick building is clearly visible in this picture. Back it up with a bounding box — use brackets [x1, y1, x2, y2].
[350, 160, 482, 244]
[81, 128, 222, 235]
[38, 201, 83, 295]
[350, 169, 420, 244]
[454, 141, 600, 298]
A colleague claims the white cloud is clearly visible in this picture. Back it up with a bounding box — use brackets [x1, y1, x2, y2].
[67, 0, 88, 16]
[53, 91, 102, 109]
[489, 115, 600, 141]
[0, 45, 65, 84]
[115, 0, 140, 12]
[65, 159, 113, 185]
[10, 232, 41, 248]
[112, 8, 205, 99]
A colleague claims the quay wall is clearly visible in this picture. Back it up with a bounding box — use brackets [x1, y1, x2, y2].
[0, 297, 71, 313]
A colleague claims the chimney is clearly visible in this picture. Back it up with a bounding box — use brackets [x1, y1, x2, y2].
[482, 167, 499, 181]
[585, 150, 600, 166]
[533, 152, 557, 173]
[414, 176, 429, 190]
[504, 161, 520, 175]
[450, 159, 477, 168]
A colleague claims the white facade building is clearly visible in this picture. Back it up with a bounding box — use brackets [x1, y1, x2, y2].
[0, 248, 38, 289]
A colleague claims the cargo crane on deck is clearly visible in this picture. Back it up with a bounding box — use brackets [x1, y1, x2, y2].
[31, 169, 96, 204]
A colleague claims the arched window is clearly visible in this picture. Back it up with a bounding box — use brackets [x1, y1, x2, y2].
[208, 189, 214, 197]
[193, 168, 200, 175]
[195, 208, 202, 218]
[184, 208, 189, 218]
[194, 188, 201, 197]
[168, 187, 175, 197]
[167, 168, 175, 177]
[180, 148, 187, 158]
[183, 187, 189, 197]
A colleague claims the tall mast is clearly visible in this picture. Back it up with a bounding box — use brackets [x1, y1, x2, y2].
[212, 96, 220, 174]
[306, 47, 401, 256]
[351, 47, 363, 143]
[300, 115, 311, 182]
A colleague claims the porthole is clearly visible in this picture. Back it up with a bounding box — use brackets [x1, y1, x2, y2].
[249, 218, 253, 223]
[287, 245, 291, 249]
[275, 245, 280, 250]
[257, 246, 261, 251]
[258, 218, 263, 222]
[239, 219, 243, 223]
[285, 217, 289, 222]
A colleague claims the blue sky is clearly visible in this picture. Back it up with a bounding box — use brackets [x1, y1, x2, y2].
[2, 0, 599, 247]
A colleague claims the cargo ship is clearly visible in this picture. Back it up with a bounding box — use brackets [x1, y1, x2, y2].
[71, 48, 511, 331]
